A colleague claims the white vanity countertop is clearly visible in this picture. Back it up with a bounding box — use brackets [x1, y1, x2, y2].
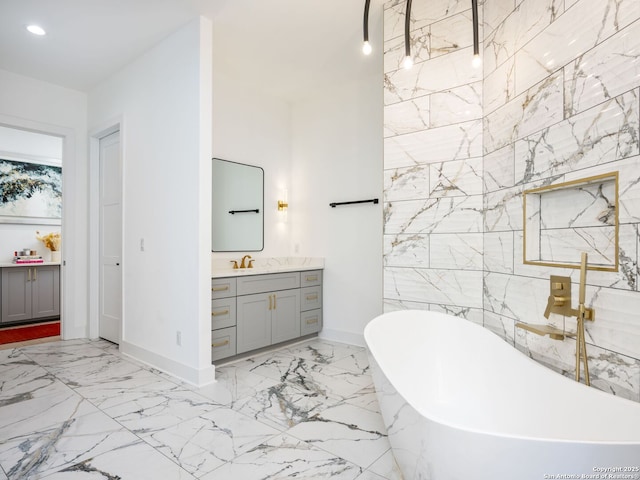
[212, 257, 324, 278]
[0, 262, 61, 268]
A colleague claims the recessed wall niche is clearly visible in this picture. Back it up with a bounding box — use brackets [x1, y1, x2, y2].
[523, 172, 619, 272]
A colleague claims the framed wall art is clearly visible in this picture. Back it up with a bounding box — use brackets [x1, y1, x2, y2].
[0, 157, 62, 225]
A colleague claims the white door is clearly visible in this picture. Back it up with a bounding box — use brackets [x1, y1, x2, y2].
[99, 131, 122, 343]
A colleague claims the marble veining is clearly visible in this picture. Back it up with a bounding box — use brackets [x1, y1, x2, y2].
[0, 338, 399, 479]
[385, 0, 640, 409]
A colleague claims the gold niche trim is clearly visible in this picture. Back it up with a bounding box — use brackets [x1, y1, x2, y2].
[522, 171, 619, 272]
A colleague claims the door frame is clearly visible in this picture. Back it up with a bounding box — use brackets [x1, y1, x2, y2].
[89, 118, 123, 340]
[0, 113, 72, 338]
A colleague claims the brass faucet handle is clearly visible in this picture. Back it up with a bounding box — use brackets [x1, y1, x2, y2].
[543, 296, 553, 319]
[552, 295, 568, 306]
[551, 282, 564, 290]
[248, 259, 254, 268]
[230, 260, 239, 269]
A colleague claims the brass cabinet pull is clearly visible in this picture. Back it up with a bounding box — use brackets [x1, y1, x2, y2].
[212, 285, 230, 292]
[211, 309, 230, 317]
[305, 275, 318, 282]
[27, 268, 31, 282]
[33, 268, 37, 281]
[273, 294, 277, 310]
[306, 294, 318, 301]
[211, 339, 230, 348]
[268, 295, 273, 311]
[306, 317, 319, 325]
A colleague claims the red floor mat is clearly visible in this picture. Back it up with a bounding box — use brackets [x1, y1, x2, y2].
[0, 322, 60, 344]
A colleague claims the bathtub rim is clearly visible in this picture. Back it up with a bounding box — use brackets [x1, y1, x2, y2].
[365, 309, 640, 445]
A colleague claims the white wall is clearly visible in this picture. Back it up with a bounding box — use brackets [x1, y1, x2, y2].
[0, 68, 89, 339]
[88, 17, 214, 385]
[291, 75, 384, 346]
[211, 72, 292, 261]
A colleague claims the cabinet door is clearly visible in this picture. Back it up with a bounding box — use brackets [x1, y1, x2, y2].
[236, 292, 271, 354]
[271, 289, 300, 344]
[32, 266, 60, 319]
[1, 267, 32, 323]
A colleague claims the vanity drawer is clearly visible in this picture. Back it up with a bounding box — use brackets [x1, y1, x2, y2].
[301, 286, 322, 312]
[237, 272, 300, 295]
[211, 298, 236, 330]
[211, 327, 236, 362]
[301, 309, 322, 336]
[301, 270, 322, 287]
[212, 278, 236, 299]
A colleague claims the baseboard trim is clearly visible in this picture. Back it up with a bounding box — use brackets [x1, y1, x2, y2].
[120, 340, 216, 387]
[319, 328, 366, 348]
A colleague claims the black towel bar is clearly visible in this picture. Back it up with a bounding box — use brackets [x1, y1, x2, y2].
[329, 198, 379, 208]
[228, 209, 260, 214]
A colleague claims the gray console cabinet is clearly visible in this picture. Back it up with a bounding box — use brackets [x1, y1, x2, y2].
[1, 265, 60, 324]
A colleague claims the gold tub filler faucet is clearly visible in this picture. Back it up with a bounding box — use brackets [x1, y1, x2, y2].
[516, 252, 595, 386]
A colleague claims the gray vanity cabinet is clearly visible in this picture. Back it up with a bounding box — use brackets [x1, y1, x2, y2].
[236, 272, 301, 354]
[300, 270, 322, 335]
[211, 277, 237, 362]
[1, 265, 60, 324]
[212, 269, 322, 362]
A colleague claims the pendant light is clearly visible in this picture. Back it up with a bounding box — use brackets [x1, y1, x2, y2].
[379, 0, 479, 69]
[403, 0, 413, 69]
[362, 0, 372, 55]
[471, 0, 481, 67]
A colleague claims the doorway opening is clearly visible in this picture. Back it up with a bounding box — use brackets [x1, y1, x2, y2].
[0, 124, 64, 345]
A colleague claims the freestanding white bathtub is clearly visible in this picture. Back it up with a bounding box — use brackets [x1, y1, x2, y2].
[365, 310, 640, 480]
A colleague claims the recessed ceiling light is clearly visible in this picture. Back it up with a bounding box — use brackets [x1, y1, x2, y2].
[26, 25, 46, 36]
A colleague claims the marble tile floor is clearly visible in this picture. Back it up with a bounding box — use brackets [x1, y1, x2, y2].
[0, 336, 404, 479]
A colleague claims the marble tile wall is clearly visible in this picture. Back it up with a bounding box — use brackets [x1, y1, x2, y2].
[383, 0, 640, 402]
[383, 0, 484, 317]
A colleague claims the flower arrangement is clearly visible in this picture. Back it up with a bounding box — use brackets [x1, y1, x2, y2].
[36, 231, 61, 251]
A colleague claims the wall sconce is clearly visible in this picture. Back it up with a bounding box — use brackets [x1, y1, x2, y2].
[277, 200, 288, 211]
[278, 188, 289, 212]
[362, 0, 372, 55]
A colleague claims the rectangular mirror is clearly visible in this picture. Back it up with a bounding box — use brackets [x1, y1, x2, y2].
[212, 158, 264, 252]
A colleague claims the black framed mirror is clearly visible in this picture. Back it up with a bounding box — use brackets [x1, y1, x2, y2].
[211, 158, 264, 252]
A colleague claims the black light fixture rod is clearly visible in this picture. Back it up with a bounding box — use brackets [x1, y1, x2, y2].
[404, 0, 412, 58]
[471, 0, 479, 56]
[363, 0, 371, 44]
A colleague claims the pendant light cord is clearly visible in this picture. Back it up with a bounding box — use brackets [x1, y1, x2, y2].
[404, 0, 412, 58]
[363, 0, 371, 44]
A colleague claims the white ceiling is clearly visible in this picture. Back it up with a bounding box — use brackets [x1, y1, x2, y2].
[0, 0, 382, 101]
